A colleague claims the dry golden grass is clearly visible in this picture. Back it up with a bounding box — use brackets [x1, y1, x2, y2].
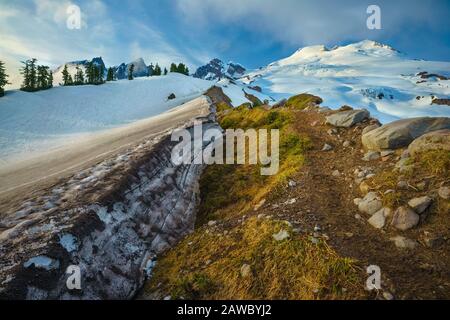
[145, 218, 364, 300]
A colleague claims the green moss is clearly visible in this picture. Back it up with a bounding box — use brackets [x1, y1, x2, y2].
[284, 93, 323, 110]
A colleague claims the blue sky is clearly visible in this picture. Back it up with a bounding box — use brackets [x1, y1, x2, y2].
[1, 0, 450, 84]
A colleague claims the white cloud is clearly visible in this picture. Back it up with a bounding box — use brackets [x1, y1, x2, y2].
[175, 0, 449, 46]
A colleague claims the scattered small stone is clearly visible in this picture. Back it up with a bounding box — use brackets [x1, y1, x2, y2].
[164, 295, 172, 300]
[207, 220, 217, 227]
[288, 180, 297, 187]
[353, 198, 362, 206]
[368, 208, 388, 229]
[327, 129, 338, 135]
[253, 199, 266, 211]
[344, 232, 354, 239]
[355, 214, 362, 220]
[314, 225, 322, 232]
[362, 151, 380, 161]
[383, 292, 394, 300]
[438, 186, 450, 200]
[391, 207, 420, 231]
[380, 150, 395, 157]
[257, 214, 266, 219]
[390, 236, 418, 249]
[343, 141, 351, 148]
[397, 181, 408, 189]
[408, 196, 432, 214]
[322, 143, 333, 151]
[422, 231, 444, 248]
[285, 198, 297, 205]
[358, 192, 383, 215]
[273, 229, 290, 241]
[310, 237, 320, 244]
[416, 181, 427, 191]
[384, 189, 395, 195]
[332, 170, 341, 177]
[240, 264, 251, 277]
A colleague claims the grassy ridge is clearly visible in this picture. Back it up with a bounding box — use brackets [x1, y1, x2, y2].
[143, 99, 365, 300]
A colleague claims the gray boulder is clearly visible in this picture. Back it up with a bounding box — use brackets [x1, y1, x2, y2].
[326, 109, 370, 128]
[362, 117, 450, 151]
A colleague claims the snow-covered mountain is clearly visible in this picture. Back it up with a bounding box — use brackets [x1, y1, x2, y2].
[240, 40, 450, 123]
[53, 57, 106, 85]
[193, 58, 246, 80]
[114, 58, 149, 80]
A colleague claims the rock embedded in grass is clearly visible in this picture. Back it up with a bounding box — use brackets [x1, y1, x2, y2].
[273, 229, 290, 241]
[390, 236, 418, 249]
[358, 192, 383, 215]
[408, 196, 432, 214]
[438, 186, 450, 200]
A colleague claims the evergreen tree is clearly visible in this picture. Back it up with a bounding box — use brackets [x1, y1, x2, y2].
[0, 60, 10, 97]
[170, 63, 177, 73]
[20, 60, 30, 91]
[96, 65, 105, 84]
[148, 63, 154, 77]
[37, 65, 48, 90]
[106, 67, 115, 81]
[163, 67, 168, 76]
[85, 62, 94, 84]
[176, 63, 189, 75]
[75, 66, 85, 85]
[47, 69, 53, 89]
[128, 64, 134, 80]
[61, 64, 72, 86]
[153, 63, 162, 76]
[29, 58, 37, 90]
[20, 59, 38, 91]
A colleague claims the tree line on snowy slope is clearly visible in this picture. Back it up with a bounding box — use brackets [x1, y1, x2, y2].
[0, 59, 191, 97]
[0, 60, 9, 97]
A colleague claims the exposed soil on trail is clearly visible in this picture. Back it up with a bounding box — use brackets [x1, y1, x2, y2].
[252, 108, 449, 299]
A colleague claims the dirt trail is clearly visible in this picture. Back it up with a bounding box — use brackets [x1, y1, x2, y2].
[259, 108, 449, 299]
[0, 96, 211, 214]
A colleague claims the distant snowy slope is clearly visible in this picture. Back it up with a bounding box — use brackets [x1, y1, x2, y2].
[0, 74, 212, 160]
[241, 40, 450, 123]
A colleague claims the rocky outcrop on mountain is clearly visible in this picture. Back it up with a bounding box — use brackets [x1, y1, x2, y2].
[193, 59, 246, 80]
[0, 115, 220, 299]
[362, 117, 450, 151]
[114, 58, 149, 80]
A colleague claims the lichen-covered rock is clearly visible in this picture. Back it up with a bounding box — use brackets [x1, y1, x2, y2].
[408, 129, 450, 156]
[362, 117, 450, 151]
[326, 109, 370, 128]
[391, 207, 420, 231]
